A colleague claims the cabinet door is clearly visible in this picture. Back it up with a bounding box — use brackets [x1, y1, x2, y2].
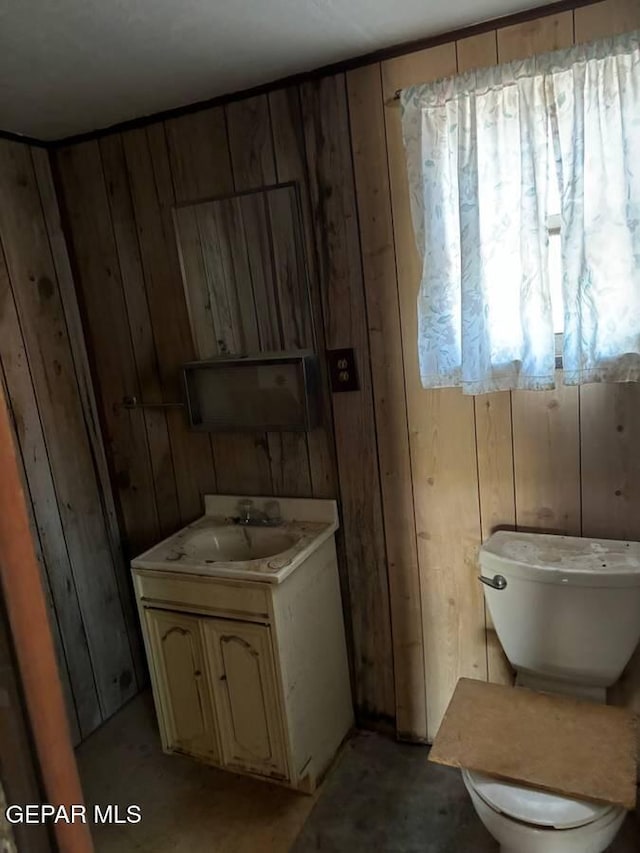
[203, 620, 288, 779]
[145, 609, 219, 762]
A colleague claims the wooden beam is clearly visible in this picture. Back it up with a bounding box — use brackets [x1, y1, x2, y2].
[0, 379, 93, 853]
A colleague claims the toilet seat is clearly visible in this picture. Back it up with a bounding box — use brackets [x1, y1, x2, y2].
[464, 769, 614, 830]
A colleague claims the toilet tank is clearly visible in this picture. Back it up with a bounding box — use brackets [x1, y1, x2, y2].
[479, 531, 640, 688]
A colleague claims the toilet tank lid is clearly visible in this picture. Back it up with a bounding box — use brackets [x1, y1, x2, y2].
[465, 769, 615, 829]
[480, 530, 640, 583]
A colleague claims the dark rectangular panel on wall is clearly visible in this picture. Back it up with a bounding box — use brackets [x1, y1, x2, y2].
[301, 74, 395, 721]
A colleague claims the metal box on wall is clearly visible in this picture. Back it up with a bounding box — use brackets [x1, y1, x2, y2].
[183, 351, 320, 432]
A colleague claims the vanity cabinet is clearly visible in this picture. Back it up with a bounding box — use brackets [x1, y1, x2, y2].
[132, 534, 353, 792]
[144, 609, 219, 763]
[203, 619, 288, 779]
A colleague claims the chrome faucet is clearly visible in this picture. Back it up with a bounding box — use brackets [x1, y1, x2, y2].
[234, 499, 283, 527]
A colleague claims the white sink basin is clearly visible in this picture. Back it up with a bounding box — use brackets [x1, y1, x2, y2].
[131, 496, 340, 583]
[183, 527, 299, 562]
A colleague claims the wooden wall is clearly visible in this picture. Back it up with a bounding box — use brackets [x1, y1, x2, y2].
[53, 93, 394, 723]
[348, 0, 640, 739]
[52, 0, 640, 740]
[0, 140, 144, 743]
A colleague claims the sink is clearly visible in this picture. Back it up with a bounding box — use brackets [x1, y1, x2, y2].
[182, 527, 299, 562]
[131, 495, 339, 583]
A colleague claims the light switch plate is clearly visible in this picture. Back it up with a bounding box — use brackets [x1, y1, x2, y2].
[327, 348, 359, 392]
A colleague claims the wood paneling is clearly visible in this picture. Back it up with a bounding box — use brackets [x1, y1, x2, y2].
[582, 385, 640, 717]
[0, 139, 142, 740]
[55, 141, 161, 557]
[224, 96, 284, 497]
[174, 184, 314, 497]
[382, 43, 488, 738]
[124, 126, 217, 523]
[165, 108, 273, 498]
[512, 383, 581, 535]
[268, 87, 337, 501]
[455, 29, 514, 696]
[371, 0, 637, 735]
[581, 385, 640, 541]
[496, 11, 574, 60]
[227, 97, 312, 499]
[474, 389, 516, 687]
[0, 254, 90, 741]
[347, 62, 426, 740]
[57, 77, 393, 723]
[31, 147, 147, 693]
[456, 30, 499, 70]
[99, 135, 180, 540]
[49, 0, 640, 739]
[301, 74, 394, 720]
[574, 0, 640, 41]
[574, 0, 640, 721]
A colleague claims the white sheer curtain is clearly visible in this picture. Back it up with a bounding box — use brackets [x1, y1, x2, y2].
[549, 33, 640, 384]
[401, 31, 640, 394]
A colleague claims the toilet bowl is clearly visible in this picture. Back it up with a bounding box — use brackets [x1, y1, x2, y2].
[462, 769, 626, 853]
[460, 531, 640, 853]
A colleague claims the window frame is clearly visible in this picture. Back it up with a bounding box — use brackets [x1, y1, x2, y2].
[546, 213, 564, 369]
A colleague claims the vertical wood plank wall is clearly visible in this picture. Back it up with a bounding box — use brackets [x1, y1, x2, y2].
[53, 84, 397, 723]
[363, 0, 640, 738]
[50, 0, 640, 739]
[0, 140, 144, 743]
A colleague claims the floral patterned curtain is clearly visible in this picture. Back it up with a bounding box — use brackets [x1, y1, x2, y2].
[401, 31, 640, 394]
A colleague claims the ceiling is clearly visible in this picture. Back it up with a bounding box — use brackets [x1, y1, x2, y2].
[0, 0, 558, 141]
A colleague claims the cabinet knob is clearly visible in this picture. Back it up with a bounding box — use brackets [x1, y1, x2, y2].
[219, 674, 227, 682]
[194, 670, 202, 677]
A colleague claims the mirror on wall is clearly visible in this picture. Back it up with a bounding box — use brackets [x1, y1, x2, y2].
[173, 183, 315, 360]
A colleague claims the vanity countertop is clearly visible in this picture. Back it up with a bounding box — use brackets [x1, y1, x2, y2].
[131, 495, 339, 584]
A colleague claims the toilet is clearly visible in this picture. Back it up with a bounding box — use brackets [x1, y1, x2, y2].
[463, 530, 640, 853]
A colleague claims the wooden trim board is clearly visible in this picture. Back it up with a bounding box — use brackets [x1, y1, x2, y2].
[429, 678, 638, 810]
[0, 374, 93, 852]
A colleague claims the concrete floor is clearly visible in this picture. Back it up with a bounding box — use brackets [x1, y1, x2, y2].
[292, 731, 640, 853]
[76, 692, 317, 852]
[78, 692, 639, 852]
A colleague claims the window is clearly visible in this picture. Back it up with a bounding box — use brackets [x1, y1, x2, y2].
[547, 216, 564, 368]
[547, 167, 564, 366]
[547, 215, 563, 336]
[401, 31, 640, 393]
